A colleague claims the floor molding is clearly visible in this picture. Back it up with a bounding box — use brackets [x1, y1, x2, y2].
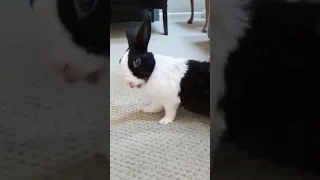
[159, 12, 204, 20]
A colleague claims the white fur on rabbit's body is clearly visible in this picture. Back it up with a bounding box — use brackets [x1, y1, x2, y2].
[120, 51, 190, 125]
[31, 0, 106, 83]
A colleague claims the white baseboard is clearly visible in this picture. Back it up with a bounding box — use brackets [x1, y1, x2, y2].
[159, 12, 204, 20]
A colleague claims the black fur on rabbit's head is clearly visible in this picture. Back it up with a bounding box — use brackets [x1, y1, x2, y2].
[119, 18, 156, 88]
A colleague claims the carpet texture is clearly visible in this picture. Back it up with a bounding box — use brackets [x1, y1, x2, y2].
[110, 18, 210, 180]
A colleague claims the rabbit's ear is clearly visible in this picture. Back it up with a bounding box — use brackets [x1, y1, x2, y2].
[136, 17, 151, 53]
[126, 22, 137, 49]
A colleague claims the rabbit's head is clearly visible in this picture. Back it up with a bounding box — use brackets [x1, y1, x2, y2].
[119, 18, 156, 88]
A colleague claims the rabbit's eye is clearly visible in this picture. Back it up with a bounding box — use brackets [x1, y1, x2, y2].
[133, 58, 141, 68]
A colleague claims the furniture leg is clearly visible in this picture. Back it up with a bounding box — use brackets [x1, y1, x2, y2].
[202, 0, 210, 33]
[187, 0, 194, 24]
[162, 4, 168, 35]
[151, 9, 155, 22]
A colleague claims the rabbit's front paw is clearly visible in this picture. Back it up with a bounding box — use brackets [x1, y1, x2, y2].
[158, 101, 179, 125]
[141, 102, 163, 113]
[159, 117, 173, 125]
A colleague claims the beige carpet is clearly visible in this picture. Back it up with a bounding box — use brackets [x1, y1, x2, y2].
[110, 17, 210, 180]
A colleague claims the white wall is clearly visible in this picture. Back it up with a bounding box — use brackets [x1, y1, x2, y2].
[168, 0, 205, 13]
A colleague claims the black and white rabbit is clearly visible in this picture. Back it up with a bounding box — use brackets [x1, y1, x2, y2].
[119, 18, 210, 125]
[30, 0, 109, 84]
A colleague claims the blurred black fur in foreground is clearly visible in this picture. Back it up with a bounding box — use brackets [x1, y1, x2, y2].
[218, 0, 320, 175]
